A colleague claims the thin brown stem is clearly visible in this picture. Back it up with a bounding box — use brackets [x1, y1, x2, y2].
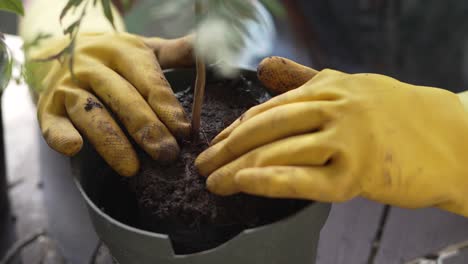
[191, 0, 206, 137]
[191, 55, 206, 137]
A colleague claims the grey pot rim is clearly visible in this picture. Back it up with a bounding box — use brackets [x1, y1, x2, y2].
[72, 66, 330, 257]
[73, 176, 324, 256]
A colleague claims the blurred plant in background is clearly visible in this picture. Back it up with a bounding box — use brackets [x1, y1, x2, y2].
[0, 33, 13, 91]
[0, 0, 24, 16]
[0, 0, 24, 90]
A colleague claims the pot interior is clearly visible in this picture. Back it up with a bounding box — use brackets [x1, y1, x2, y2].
[76, 67, 311, 254]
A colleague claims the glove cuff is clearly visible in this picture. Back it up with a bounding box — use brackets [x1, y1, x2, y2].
[457, 91, 468, 113]
[438, 198, 468, 218]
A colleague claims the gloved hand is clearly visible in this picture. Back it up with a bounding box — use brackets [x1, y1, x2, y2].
[196, 56, 468, 217]
[29, 33, 193, 176]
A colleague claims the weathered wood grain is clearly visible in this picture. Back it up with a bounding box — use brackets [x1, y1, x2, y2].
[375, 207, 468, 263]
[317, 198, 385, 264]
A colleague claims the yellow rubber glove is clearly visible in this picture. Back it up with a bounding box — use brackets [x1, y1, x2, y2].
[196, 56, 468, 217]
[29, 33, 193, 176]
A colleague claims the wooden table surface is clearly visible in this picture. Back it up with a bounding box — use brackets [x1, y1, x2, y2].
[2, 35, 468, 264]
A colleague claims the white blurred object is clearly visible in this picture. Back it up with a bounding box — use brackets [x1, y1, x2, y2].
[3, 34, 101, 264]
[4, 35, 24, 81]
[406, 239, 468, 264]
[235, 1, 275, 69]
[135, 0, 275, 71]
[194, 0, 276, 75]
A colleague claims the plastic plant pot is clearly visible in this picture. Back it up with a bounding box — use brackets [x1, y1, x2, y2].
[72, 68, 331, 264]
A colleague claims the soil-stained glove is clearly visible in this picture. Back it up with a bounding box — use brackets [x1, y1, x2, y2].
[196, 56, 468, 217]
[30, 33, 193, 177]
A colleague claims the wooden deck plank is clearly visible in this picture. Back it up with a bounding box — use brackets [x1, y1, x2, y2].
[375, 207, 468, 263]
[0, 209, 16, 261]
[2, 35, 51, 264]
[317, 198, 384, 264]
[446, 250, 468, 264]
[2, 35, 97, 264]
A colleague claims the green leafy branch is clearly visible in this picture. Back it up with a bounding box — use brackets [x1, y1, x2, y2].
[0, 0, 24, 16]
[41, 0, 88, 76]
[191, 0, 206, 136]
[29, 0, 118, 82]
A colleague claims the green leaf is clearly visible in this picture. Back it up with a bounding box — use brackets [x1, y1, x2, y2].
[23, 32, 53, 52]
[60, 0, 83, 21]
[259, 0, 286, 18]
[120, 0, 132, 11]
[101, 0, 115, 29]
[0, 0, 25, 16]
[63, 20, 80, 35]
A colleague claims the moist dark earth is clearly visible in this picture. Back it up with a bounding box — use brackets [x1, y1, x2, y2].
[95, 74, 308, 254]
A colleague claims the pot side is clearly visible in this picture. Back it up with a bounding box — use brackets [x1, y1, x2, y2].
[72, 68, 331, 264]
[0, 37, 11, 218]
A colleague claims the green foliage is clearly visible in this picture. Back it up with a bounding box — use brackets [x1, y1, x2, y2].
[23, 58, 46, 93]
[50, 0, 90, 81]
[60, 0, 118, 37]
[23, 32, 52, 52]
[120, 0, 132, 11]
[35, 0, 118, 82]
[101, 0, 115, 29]
[0, 0, 24, 16]
[60, 0, 83, 20]
[259, 0, 285, 18]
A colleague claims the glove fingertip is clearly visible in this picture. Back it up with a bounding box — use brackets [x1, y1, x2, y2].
[115, 156, 140, 177]
[206, 173, 237, 196]
[174, 121, 192, 141]
[148, 35, 195, 69]
[152, 139, 180, 162]
[45, 131, 83, 157]
[210, 133, 227, 145]
[234, 169, 259, 191]
[195, 151, 211, 176]
[257, 56, 318, 94]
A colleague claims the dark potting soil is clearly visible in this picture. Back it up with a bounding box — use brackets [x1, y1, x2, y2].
[96, 75, 309, 254]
